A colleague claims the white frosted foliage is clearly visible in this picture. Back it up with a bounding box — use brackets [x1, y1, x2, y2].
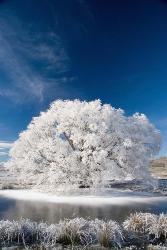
[6, 99, 161, 190]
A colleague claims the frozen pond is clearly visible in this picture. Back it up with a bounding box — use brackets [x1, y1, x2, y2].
[0, 189, 167, 223]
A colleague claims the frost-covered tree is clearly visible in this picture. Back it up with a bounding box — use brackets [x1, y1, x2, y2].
[6, 99, 161, 190]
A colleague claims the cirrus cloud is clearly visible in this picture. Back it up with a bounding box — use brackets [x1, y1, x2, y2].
[0, 141, 13, 149]
[0, 13, 74, 104]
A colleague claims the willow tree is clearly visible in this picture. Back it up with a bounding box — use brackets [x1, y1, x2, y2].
[6, 99, 161, 191]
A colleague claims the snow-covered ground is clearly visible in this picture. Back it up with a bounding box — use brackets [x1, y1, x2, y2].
[0, 189, 166, 206]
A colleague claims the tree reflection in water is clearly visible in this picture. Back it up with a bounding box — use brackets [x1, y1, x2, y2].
[0, 196, 166, 223]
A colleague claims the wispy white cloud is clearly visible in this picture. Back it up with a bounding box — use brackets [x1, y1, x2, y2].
[0, 14, 72, 103]
[0, 141, 13, 162]
[0, 141, 13, 149]
[0, 152, 8, 156]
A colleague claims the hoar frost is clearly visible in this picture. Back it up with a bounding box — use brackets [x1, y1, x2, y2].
[6, 99, 161, 191]
[0, 213, 167, 248]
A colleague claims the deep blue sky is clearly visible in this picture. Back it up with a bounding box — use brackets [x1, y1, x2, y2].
[0, 0, 167, 161]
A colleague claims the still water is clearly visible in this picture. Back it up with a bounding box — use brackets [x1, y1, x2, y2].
[0, 195, 167, 223]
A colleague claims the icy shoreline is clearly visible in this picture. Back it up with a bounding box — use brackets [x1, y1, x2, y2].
[0, 189, 166, 206]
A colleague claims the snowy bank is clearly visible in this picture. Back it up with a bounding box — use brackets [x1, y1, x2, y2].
[0, 189, 166, 206]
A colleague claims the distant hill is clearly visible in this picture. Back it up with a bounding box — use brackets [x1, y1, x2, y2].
[151, 157, 167, 178]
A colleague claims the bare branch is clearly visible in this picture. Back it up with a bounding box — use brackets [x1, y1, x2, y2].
[63, 132, 75, 151]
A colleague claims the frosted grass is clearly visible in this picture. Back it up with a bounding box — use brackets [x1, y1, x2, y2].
[0, 213, 167, 248]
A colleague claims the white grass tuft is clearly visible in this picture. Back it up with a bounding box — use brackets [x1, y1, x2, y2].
[123, 212, 157, 234]
[58, 218, 91, 246]
[149, 213, 167, 239]
[90, 219, 123, 248]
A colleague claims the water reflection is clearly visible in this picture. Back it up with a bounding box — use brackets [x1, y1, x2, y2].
[0, 196, 167, 223]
